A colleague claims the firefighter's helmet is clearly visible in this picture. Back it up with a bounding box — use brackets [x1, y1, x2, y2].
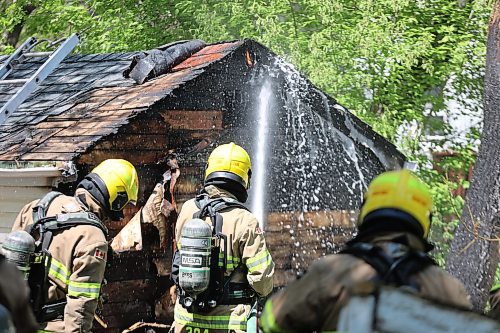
[83, 159, 139, 212]
[205, 142, 252, 189]
[359, 169, 433, 238]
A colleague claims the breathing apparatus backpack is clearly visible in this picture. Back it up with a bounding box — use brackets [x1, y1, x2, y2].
[1, 191, 108, 322]
[177, 194, 252, 312]
[340, 242, 436, 292]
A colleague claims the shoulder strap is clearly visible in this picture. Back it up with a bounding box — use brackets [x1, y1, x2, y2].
[193, 194, 248, 234]
[29, 191, 107, 237]
[340, 243, 393, 278]
[32, 191, 63, 224]
[31, 212, 108, 238]
[194, 194, 248, 218]
[340, 242, 436, 290]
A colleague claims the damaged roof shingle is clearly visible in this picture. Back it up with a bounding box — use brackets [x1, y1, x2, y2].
[0, 40, 245, 161]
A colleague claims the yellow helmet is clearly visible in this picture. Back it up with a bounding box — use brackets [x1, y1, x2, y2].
[89, 159, 139, 211]
[204, 142, 252, 189]
[359, 169, 433, 238]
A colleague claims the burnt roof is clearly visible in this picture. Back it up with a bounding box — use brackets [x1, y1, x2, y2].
[0, 41, 244, 161]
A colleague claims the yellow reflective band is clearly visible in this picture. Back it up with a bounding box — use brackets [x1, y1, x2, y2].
[68, 281, 101, 299]
[37, 330, 55, 333]
[219, 261, 240, 269]
[218, 253, 241, 268]
[246, 250, 272, 273]
[261, 300, 289, 333]
[246, 249, 270, 265]
[175, 306, 247, 330]
[47, 258, 70, 286]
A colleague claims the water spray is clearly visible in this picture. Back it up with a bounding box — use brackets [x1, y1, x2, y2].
[251, 80, 272, 229]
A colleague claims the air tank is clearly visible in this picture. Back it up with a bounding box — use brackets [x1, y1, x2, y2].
[1, 230, 36, 280]
[179, 218, 212, 295]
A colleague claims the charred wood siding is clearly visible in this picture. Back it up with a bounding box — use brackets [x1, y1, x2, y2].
[78, 109, 223, 166]
[265, 210, 356, 287]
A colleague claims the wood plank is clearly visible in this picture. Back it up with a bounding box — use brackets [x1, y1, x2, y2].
[75, 115, 134, 123]
[90, 108, 142, 119]
[70, 119, 129, 130]
[0, 196, 41, 209]
[106, 251, 152, 282]
[120, 117, 169, 134]
[172, 52, 225, 71]
[55, 126, 119, 137]
[0, 211, 24, 222]
[35, 120, 77, 129]
[92, 134, 169, 151]
[98, 301, 153, 329]
[266, 210, 357, 229]
[105, 249, 171, 282]
[0, 176, 55, 187]
[33, 136, 99, 153]
[0, 143, 24, 161]
[0, 186, 51, 201]
[30, 143, 88, 153]
[167, 129, 221, 146]
[97, 97, 150, 111]
[159, 110, 223, 130]
[101, 279, 156, 303]
[17, 151, 78, 162]
[66, 102, 103, 113]
[78, 150, 166, 165]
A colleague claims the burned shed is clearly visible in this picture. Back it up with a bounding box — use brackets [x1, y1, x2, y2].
[0, 37, 404, 331]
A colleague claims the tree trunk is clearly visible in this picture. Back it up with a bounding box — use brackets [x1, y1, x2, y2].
[445, 2, 500, 311]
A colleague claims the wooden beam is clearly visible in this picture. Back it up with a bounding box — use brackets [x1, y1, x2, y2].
[91, 134, 169, 151]
[159, 110, 223, 130]
[77, 150, 166, 165]
[266, 210, 357, 229]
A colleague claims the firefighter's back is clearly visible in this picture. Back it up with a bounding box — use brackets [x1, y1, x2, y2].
[12, 192, 108, 332]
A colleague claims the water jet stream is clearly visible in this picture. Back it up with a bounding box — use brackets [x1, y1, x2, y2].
[250, 80, 272, 229]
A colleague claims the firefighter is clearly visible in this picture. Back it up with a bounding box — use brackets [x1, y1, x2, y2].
[260, 169, 471, 333]
[11, 159, 139, 333]
[171, 142, 275, 333]
[0, 254, 38, 332]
